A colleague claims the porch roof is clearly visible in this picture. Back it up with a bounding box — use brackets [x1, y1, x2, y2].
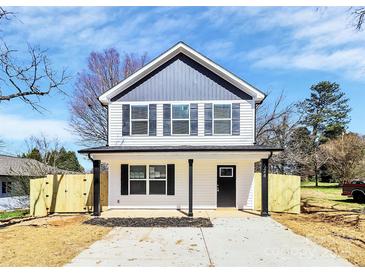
[78, 145, 283, 154]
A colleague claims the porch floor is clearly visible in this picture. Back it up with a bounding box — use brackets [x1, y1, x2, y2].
[100, 209, 258, 219]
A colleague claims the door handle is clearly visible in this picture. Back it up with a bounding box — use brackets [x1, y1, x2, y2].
[217, 186, 219, 192]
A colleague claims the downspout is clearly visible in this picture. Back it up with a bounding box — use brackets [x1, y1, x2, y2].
[87, 153, 93, 162]
[268, 151, 273, 160]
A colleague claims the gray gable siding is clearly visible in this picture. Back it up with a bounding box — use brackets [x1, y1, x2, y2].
[111, 53, 252, 102]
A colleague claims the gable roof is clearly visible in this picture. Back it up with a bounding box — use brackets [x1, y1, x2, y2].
[0, 154, 77, 177]
[99, 42, 266, 105]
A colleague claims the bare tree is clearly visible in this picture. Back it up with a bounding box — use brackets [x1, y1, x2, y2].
[255, 92, 304, 175]
[351, 7, 365, 31]
[24, 134, 62, 169]
[256, 92, 295, 145]
[0, 7, 70, 112]
[322, 133, 365, 183]
[69, 49, 147, 145]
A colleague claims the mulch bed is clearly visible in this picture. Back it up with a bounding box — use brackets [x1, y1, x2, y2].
[84, 217, 213, 227]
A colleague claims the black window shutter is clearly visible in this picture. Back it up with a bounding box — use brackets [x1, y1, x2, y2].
[204, 103, 212, 136]
[167, 164, 175, 195]
[190, 103, 198, 136]
[232, 103, 240, 135]
[163, 104, 171, 136]
[149, 104, 157, 136]
[121, 164, 129, 195]
[122, 104, 130, 136]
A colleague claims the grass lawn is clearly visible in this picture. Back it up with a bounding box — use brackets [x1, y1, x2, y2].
[0, 210, 29, 220]
[273, 181, 365, 266]
[301, 181, 364, 211]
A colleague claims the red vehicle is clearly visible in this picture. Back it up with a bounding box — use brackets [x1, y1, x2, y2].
[342, 179, 365, 203]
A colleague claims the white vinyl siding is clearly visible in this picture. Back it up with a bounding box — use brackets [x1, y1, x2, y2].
[108, 100, 254, 146]
[105, 156, 255, 209]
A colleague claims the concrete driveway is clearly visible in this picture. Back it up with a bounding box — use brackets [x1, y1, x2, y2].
[68, 212, 351, 267]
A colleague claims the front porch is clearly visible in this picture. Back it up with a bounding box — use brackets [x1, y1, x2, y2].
[85, 147, 279, 218]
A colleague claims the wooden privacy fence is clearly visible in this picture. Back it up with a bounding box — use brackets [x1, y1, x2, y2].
[30, 173, 108, 217]
[30, 172, 300, 216]
[254, 173, 301, 214]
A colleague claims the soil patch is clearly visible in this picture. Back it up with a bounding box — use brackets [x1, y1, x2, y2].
[0, 215, 111, 266]
[273, 183, 365, 266]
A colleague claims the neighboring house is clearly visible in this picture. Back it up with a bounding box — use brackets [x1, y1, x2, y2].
[0, 154, 72, 210]
[79, 42, 282, 216]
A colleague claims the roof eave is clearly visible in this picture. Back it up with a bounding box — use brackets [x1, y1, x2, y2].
[78, 147, 283, 154]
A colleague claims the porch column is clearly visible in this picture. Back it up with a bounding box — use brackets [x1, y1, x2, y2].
[261, 158, 269, 217]
[188, 159, 193, 217]
[93, 160, 101, 216]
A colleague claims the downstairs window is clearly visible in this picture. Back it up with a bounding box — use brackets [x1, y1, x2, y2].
[129, 165, 167, 195]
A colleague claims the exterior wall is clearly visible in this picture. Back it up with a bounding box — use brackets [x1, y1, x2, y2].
[105, 157, 255, 210]
[111, 53, 252, 102]
[0, 176, 28, 198]
[108, 100, 255, 146]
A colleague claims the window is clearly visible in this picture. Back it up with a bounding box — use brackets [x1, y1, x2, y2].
[1, 182, 11, 194]
[130, 165, 147, 194]
[131, 105, 148, 135]
[213, 104, 231, 135]
[172, 104, 190, 135]
[219, 167, 233, 177]
[129, 165, 167, 195]
[149, 165, 167, 195]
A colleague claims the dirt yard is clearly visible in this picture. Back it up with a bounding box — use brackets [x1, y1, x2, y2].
[0, 215, 111, 266]
[273, 182, 365, 266]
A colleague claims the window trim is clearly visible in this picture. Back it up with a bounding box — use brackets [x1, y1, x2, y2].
[213, 103, 232, 135]
[130, 105, 149, 136]
[171, 103, 190, 136]
[219, 167, 234, 178]
[128, 164, 168, 195]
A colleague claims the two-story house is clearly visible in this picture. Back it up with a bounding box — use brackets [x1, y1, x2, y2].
[79, 42, 282, 217]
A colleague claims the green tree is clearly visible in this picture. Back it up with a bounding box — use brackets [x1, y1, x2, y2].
[46, 147, 84, 173]
[23, 144, 84, 173]
[22, 148, 42, 162]
[298, 81, 351, 186]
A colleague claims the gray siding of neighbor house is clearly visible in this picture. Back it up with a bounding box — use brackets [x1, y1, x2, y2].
[111, 53, 252, 102]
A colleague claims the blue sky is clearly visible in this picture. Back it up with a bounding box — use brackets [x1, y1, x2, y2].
[0, 6, 364, 170]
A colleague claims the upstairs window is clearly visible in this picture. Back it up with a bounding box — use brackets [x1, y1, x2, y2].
[213, 104, 232, 135]
[131, 105, 148, 135]
[172, 104, 190, 135]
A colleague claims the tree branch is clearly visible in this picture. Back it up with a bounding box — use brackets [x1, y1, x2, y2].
[352, 7, 365, 31]
[0, 42, 70, 112]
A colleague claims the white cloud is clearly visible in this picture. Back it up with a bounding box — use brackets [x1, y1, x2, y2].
[0, 113, 74, 142]
[3, 6, 365, 82]
[241, 7, 365, 80]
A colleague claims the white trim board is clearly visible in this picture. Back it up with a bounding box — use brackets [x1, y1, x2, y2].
[99, 42, 266, 105]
